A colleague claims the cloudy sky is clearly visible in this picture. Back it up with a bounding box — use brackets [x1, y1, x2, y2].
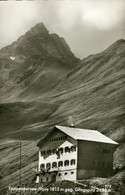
[0, 0, 125, 59]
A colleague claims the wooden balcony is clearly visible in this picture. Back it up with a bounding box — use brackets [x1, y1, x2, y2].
[34, 167, 59, 175]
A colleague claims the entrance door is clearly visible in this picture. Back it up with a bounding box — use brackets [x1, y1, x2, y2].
[51, 174, 56, 183]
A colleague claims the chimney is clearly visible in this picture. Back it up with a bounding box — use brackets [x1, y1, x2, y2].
[68, 116, 75, 127]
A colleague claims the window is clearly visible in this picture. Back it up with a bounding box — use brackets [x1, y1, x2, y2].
[47, 150, 51, 155]
[65, 172, 68, 175]
[58, 147, 63, 154]
[58, 173, 61, 176]
[105, 162, 107, 168]
[46, 177, 49, 182]
[65, 147, 70, 153]
[103, 148, 110, 153]
[46, 163, 51, 168]
[62, 136, 67, 140]
[93, 160, 99, 167]
[52, 162, 57, 168]
[98, 162, 101, 167]
[96, 148, 100, 152]
[40, 164, 45, 170]
[64, 160, 69, 166]
[56, 150, 59, 154]
[71, 146, 76, 152]
[71, 159, 76, 165]
[56, 150, 60, 158]
[52, 149, 56, 154]
[102, 162, 105, 167]
[41, 151, 45, 156]
[71, 172, 74, 174]
[58, 161, 63, 167]
[50, 136, 67, 142]
[108, 162, 111, 168]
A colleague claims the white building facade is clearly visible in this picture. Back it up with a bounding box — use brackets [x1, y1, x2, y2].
[36, 125, 118, 183]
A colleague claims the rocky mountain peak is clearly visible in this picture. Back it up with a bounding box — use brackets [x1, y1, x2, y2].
[0, 23, 80, 101]
[0, 23, 79, 63]
[19, 23, 49, 42]
[30, 23, 49, 34]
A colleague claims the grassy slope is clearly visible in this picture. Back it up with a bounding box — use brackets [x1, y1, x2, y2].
[0, 101, 59, 139]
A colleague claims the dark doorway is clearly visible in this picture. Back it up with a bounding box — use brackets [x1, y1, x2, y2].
[51, 174, 56, 183]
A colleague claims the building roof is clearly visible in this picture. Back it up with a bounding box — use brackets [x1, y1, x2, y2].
[55, 125, 118, 145]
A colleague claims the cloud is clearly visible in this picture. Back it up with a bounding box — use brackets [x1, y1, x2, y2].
[0, 0, 125, 58]
[0, 1, 38, 45]
[81, 0, 125, 30]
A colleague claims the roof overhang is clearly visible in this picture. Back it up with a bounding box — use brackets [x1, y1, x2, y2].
[37, 125, 118, 147]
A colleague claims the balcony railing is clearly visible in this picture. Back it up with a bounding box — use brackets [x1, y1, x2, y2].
[34, 167, 59, 175]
